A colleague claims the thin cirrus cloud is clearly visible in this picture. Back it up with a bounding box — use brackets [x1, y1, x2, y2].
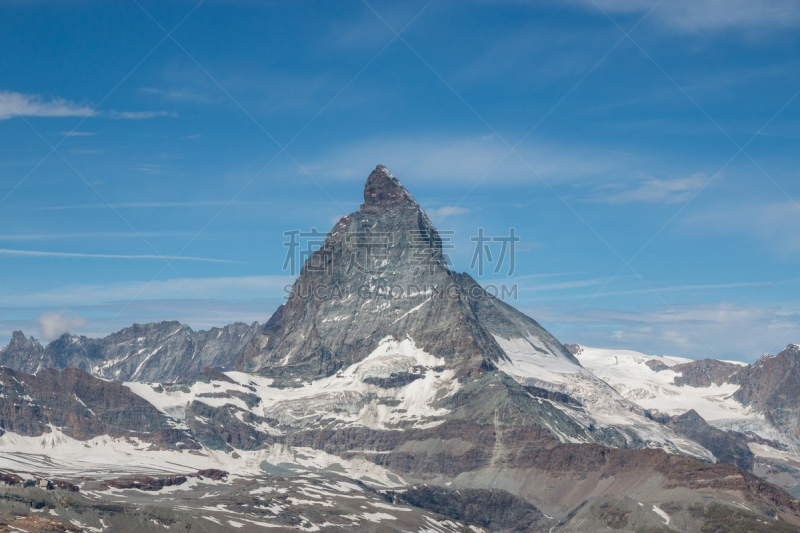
[61, 131, 96, 136]
[523, 300, 800, 360]
[425, 206, 470, 221]
[0, 91, 175, 121]
[0, 90, 94, 120]
[0, 248, 242, 263]
[683, 200, 800, 257]
[584, 174, 707, 204]
[0, 275, 295, 308]
[107, 109, 177, 119]
[301, 135, 629, 185]
[563, 0, 800, 32]
[31, 201, 276, 210]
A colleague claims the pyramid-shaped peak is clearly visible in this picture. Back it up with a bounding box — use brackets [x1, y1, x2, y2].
[362, 165, 418, 209]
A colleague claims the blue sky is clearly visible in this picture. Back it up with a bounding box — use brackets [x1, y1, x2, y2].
[1, 0, 799, 361]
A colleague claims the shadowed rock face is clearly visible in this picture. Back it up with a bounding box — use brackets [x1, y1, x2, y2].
[384, 485, 557, 533]
[671, 358, 743, 387]
[734, 345, 800, 440]
[0, 366, 196, 449]
[237, 165, 578, 381]
[665, 409, 754, 471]
[0, 321, 261, 382]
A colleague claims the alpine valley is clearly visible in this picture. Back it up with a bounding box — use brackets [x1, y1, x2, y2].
[1, 166, 799, 532]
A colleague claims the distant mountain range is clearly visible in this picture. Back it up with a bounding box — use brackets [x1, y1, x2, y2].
[0, 166, 798, 532]
[0, 320, 259, 382]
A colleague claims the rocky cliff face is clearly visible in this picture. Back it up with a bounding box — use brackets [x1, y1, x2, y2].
[671, 358, 743, 387]
[734, 344, 800, 440]
[238, 165, 578, 382]
[0, 366, 195, 449]
[1, 166, 800, 532]
[665, 409, 754, 470]
[0, 321, 260, 382]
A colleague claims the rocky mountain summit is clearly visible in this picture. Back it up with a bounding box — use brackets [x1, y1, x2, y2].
[238, 164, 579, 383]
[0, 320, 260, 382]
[0, 166, 799, 532]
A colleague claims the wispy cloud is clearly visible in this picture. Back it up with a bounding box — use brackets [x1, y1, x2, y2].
[523, 300, 800, 361]
[0, 275, 294, 308]
[0, 231, 200, 241]
[564, 0, 800, 32]
[37, 311, 86, 341]
[684, 200, 800, 257]
[585, 174, 707, 204]
[301, 135, 632, 186]
[0, 90, 179, 121]
[61, 131, 96, 137]
[0, 248, 242, 263]
[108, 110, 177, 120]
[0, 91, 94, 120]
[425, 206, 470, 221]
[31, 201, 275, 210]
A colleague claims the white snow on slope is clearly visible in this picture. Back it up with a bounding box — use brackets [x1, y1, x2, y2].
[493, 335, 715, 460]
[127, 335, 459, 433]
[575, 346, 755, 423]
[574, 345, 800, 460]
[0, 427, 402, 487]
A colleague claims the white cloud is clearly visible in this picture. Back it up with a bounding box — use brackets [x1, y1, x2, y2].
[0, 275, 295, 308]
[565, 0, 800, 32]
[522, 300, 800, 361]
[37, 311, 86, 341]
[108, 110, 177, 120]
[586, 174, 707, 204]
[425, 206, 470, 222]
[0, 91, 94, 121]
[0, 248, 241, 263]
[301, 135, 632, 186]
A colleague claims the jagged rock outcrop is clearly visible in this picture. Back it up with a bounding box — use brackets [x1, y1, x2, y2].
[384, 485, 556, 533]
[734, 344, 800, 440]
[0, 321, 260, 382]
[2, 166, 800, 532]
[671, 358, 743, 387]
[665, 409, 754, 470]
[0, 366, 196, 449]
[238, 165, 577, 381]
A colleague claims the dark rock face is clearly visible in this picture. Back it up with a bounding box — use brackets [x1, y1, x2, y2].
[185, 401, 273, 451]
[665, 409, 754, 470]
[671, 358, 743, 387]
[563, 343, 582, 356]
[734, 345, 800, 440]
[0, 321, 260, 383]
[98, 475, 188, 492]
[238, 165, 578, 381]
[0, 366, 196, 448]
[385, 485, 556, 533]
[645, 359, 669, 372]
[0, 331, 44, 365]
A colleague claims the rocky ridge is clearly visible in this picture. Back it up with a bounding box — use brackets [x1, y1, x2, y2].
[0, 321, 260, 383]
[0, 166, 799, 531]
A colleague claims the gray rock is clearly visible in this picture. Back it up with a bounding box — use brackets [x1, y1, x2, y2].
[0, 321, 261, 382]
[237, 165, 578, 382]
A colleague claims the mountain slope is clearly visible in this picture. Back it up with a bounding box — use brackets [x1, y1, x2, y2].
[0, 166, 799, 532]
[575, 343, 800, 497]
[0, 321, 260, 382]
[239, 165, 579, 382]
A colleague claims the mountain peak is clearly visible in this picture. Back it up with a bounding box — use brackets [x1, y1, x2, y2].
[362, 164, 417, 210]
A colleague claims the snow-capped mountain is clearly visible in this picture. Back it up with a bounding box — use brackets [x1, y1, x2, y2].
[0, 321, 260, 382]
[572, 343, 800, 497]
[0, 166, 799, 532]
